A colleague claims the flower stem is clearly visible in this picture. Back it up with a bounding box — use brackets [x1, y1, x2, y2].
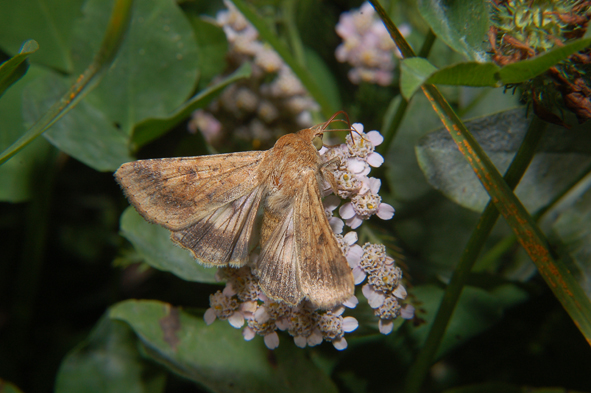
[404, 115, 548, 393]
[379, 29, 436, 155]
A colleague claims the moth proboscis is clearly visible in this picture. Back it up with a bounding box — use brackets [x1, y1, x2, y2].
[115, 112, 355, 309]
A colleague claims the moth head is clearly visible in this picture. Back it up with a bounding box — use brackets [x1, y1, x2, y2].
[305, 111, 354, 150]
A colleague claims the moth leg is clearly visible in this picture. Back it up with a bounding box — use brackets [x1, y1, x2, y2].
[320, 161, 340, 196]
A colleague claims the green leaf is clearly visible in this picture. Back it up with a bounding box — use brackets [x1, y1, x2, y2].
[416, 108, 591, 212]
[400, 58, 501, 99]
[427, 62, 500, 88]
[0, 66, 53, 202]
[0, 40, 39, 98]
[400, 39, 591, 98]
[119, 207, 217, 283]
[55, 314, 167, 393]
[72, 0, 199, 135]
[0, 0, 84, 72]
[417, 0, 490, 62]
[188, 15, 229, 91]
[0, 0, 133, 167]
[499, 38, 591, 84]
[400, 58, 438, 100]
[385, 94, 445, 202]
[552, 182, 591, 300]
[131, 62, 252, 149]
[304, 47, 342, 113]
[110, 299, 339, 393]
[410, 282, 528, 358]
[0, 379, 25, 393]
[22, 72, 134, 172]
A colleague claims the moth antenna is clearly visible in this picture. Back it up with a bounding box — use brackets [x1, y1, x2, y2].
[319, 111, 370, 148]
[320, 111, 351, 133]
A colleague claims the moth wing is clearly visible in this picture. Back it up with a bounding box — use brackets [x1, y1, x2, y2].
[171, 186, 264, 267]
[254, 208, 302, 306]
[115, 151, 267, 267]
[115, 151, 266, 230]
[295, 174, 354, 309]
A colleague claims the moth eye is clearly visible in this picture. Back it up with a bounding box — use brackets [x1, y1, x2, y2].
[312, 135, 323, 150]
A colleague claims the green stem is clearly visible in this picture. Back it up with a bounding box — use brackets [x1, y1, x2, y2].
[283, 0, 306, 67]
[404, 115, 548, 393]
[371, 0, 591, 352]
[379, 29, 436, 155]
[11, 148, 59, 362]
[476, 162, 591, 272]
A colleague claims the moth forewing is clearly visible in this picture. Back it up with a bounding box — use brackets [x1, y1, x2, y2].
[115, 119, 355, 309]
[294, 174, 354, 309]
[115, 151, 267, 268]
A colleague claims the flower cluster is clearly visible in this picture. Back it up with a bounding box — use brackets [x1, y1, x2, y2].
[188, 1, 318, 149]
[335, 2, 410, 86]
[490, 0, 591, 123]
[204, 124, 414, 350]
[321, 123, 394, 228]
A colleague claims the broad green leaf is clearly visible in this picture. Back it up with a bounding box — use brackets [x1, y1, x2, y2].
[0, 379, 24, 393]
[459, 86, 521, 119]
[552, 182, 591, 300]
[188, 15, 229, 91]
[416, 108, 591, 212]
[119, 207, 217, 283]
[72, 0, 199, 135]
[131, 62, 252, 149]
[401, 58, 500, 99]
[428, 62, 499, 87]
[0, 0, 83, 72]
[0, 40, 39, 98]
[55, 314, 167, 393]
[0, 66, 53, 202]
[400, 38, 591, 98]
[110, 299, 339, 393]
[400, 58, 438, 100]
[385, 94, 445, 202]
[410, 283, 528, 358]
[417, 0, 489, 62]
[0, 0, 133, 167]
[499, 38, 591, 84]
[22, 72, 133, 172]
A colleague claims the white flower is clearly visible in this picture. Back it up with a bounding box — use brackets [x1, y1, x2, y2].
[362, 284, 385, 308]
[400, 304, 415, 320]
[324, 194, 344, 234]
[378, 319, 394, 334]
[332, 337, 348, 350]
[242, 326, 256, 340]
[339, 177, 394, 228]
[343, 316, 359, 332]
[343, 295, 359, 308]
[264, 332, 280, 349]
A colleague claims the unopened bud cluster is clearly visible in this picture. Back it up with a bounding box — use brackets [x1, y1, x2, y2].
[335, 2, 411, 86]
[188, 1, 318, 149]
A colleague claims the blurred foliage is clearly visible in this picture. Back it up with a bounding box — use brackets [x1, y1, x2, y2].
[0, 0, 590, 393]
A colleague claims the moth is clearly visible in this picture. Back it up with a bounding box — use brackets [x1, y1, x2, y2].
[115, 115, 355, 309]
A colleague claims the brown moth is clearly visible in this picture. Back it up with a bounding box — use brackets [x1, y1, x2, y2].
[115, 115, 355, 309]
